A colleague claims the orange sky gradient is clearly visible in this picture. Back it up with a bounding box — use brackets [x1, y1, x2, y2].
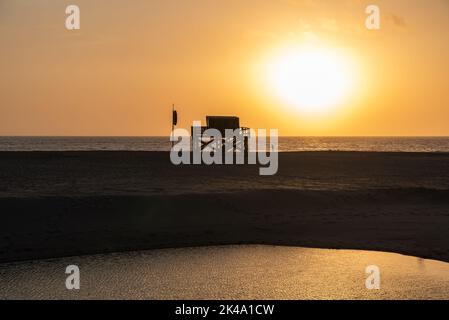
[1, 0, 449, 136]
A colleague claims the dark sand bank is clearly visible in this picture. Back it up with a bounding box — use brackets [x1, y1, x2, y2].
[1, 151, 449, 263]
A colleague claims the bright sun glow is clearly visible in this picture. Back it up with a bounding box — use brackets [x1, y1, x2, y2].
[266, 47, 355, 115]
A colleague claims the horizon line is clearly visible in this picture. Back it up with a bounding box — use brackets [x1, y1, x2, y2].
[1, 135, 449, 138]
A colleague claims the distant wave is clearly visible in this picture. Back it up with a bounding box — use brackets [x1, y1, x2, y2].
[1, 136, 449, 152]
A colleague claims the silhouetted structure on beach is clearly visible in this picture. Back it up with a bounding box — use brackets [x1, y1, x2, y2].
[191, 116, 250, 157]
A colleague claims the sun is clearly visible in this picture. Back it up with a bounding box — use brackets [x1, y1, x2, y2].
[266, 46, 355, 115]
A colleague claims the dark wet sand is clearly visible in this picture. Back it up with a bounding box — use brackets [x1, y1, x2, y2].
[1, 151, 449, 263]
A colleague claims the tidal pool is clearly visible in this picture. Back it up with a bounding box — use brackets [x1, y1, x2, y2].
[1, 245, 448, 300]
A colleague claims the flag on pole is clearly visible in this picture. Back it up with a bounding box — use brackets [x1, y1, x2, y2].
[171, 105, 177, 148]
[172, 109, 178, 126]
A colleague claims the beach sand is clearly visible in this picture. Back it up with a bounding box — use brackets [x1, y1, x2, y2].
[1, 151, 449, 263]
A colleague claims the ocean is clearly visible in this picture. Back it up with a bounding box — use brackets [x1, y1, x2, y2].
[1, 136, 449, 152]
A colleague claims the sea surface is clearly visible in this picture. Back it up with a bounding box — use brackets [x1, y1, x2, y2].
[1, 136, 449, 152]
[1, 245, 449, 300]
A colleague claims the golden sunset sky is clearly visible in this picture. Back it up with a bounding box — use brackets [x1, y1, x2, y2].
[1, 0, 448, 136]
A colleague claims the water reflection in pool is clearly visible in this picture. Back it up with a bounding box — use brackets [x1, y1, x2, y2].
[1, 245, 448, 300]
